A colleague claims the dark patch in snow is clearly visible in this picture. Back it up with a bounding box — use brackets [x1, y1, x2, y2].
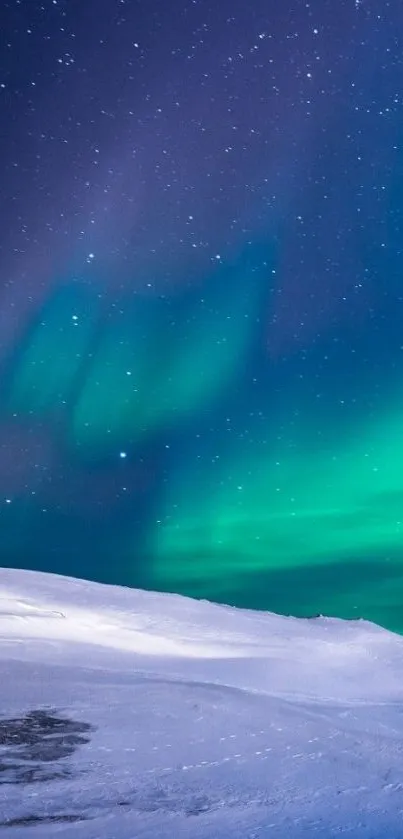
[0, 710, 93, 785]
[0, 709, 95, 827]
[0, 708, 93, 780]
[0, 814, 89, 828]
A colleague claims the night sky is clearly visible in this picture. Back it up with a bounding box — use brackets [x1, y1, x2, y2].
[2, 0, 403, 631]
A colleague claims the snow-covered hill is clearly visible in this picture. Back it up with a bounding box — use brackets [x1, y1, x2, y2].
[1, 569, 403, 838]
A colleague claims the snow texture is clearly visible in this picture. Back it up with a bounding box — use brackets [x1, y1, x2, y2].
[1, 568, 403, 837]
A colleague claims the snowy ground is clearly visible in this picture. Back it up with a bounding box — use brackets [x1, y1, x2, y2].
[1, 570, 403, 837]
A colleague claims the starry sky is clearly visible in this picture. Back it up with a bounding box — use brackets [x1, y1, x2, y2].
[2, 0, 403, 631]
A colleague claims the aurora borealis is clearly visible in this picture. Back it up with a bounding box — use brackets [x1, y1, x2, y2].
[2, 0, 403, 631]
